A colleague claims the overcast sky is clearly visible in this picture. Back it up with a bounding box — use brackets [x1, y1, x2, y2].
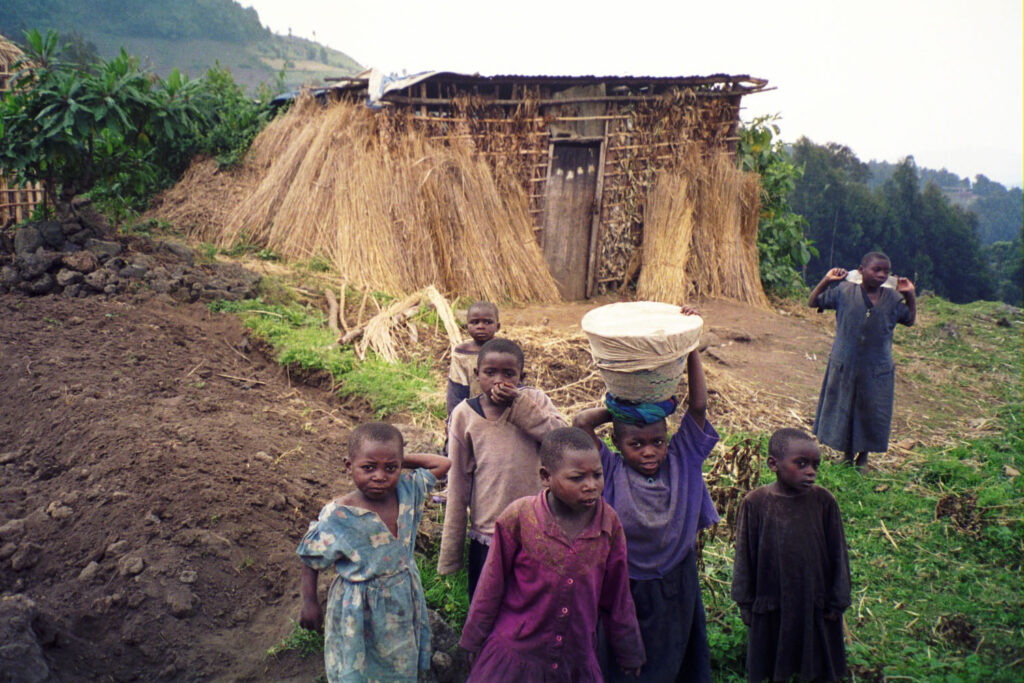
[243, 0, 1022, 188]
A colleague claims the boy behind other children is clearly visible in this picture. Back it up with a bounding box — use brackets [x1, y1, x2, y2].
[438, 337, 567, 598]
[731, 428, 851, 682]
[446, 301, 500, 418]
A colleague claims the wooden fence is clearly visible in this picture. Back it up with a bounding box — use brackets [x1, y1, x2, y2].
[2, 47, 45, 226]
[0, 176, 44, 227]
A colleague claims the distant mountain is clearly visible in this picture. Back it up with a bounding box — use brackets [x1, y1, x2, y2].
[865, 160, 1022, 245]
[0, 0, 361, 90]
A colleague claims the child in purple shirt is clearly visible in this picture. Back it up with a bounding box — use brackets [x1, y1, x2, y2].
[575, 308, 718, 682]
[460, 427, 645, 681]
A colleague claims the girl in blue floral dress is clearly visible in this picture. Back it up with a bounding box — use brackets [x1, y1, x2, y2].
[297, 422, 450, 682]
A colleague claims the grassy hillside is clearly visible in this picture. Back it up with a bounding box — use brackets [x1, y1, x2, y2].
[0, 0, 360, 91]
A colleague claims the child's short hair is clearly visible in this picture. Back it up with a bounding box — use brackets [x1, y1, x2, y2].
[860, 251, 891, 268]
[540, 427, 597, 471]
[477, 337, 524, 371]
[468, 301, 499, 319]
[349, 422, 404, 459]
[768, 428, 816, 461]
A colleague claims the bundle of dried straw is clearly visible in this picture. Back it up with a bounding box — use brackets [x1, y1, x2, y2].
[637, 148, 768, 308]
[151, 97, 560, 302]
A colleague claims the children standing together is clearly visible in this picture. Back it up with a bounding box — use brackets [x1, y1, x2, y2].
[296, 256, 915, 681]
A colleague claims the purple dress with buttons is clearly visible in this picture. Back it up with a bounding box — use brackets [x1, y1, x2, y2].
[459, 492, 645, 681]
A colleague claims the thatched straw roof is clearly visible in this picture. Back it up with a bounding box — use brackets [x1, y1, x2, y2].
[151, 97, 561, 302]
[0, 34, 23, 69]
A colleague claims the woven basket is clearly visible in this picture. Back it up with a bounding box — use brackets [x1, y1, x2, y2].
[581, 302, 703, 402]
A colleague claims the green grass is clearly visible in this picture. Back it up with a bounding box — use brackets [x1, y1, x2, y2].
[705, 407, 1023, 681]
[705, 297, 1023, 681]
[208, 298, 444, 420]
[416, 540, 471, 630]
[266, 620, 324, 658]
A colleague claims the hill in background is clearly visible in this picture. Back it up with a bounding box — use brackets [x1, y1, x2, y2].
[0, 0, 361, 90]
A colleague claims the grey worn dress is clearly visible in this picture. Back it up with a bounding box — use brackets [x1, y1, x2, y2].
[813, 281, 913, 453]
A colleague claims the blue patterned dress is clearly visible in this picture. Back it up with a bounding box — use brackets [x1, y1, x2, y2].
[297, 469, 436, 682]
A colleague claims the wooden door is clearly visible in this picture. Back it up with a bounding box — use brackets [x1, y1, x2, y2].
[541, 142, 600, 300]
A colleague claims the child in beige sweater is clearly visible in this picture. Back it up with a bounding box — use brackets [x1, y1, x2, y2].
[438, 337, 566, 598]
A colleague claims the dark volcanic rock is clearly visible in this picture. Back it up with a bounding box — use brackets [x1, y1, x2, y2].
[14, 226, 44, 255]
[85, 239, 122, 261]
[38, 221, 65, 250]
[63, 250, 100, 274]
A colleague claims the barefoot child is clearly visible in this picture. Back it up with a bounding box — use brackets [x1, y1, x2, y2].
[574, 307, 719, 682]
[731, 428, 851, 682]
[460, 427, 645, 681]
[808, 252, 916, 470]
[439, 337, 567, 599]
[446, 301, 500, 417]
[297, 422, 451, 682]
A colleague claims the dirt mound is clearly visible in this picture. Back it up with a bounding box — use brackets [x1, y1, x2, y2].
[0, 293, 373, 681]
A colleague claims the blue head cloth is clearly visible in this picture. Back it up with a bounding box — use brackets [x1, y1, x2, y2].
[604, 393, 678, 426]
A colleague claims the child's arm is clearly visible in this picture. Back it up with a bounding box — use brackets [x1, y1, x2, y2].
[403, 452, 451, 479]
[299, 565, 323, 631]
[599, 519, 646, 675]
[446, 380, 470, 416]
[458, 512, 517, 664]
[437, 422, 472, 575]
[506, 388, 568, 442]
[572, 407, 613, 451]
[808, 268, 848, 308]
[897, 276, 917, 326]
[825, 494, 852, 621]
[685, 349, 708, 429]
[730, 495, 756, 626]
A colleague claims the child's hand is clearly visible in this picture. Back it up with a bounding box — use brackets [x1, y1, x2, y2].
[896, 277, 915, 296]
[300, 599, 323, 632]
[824, 610, 841, 622]
[825, 267, 848, 282]
[489, 382, 518, 405]
[620, 666, 643, 677]
[740, 607, 752, 626]
[680, 304, 700, 316]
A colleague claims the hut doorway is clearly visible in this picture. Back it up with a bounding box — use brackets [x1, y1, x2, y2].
[540, 140, 601, 300]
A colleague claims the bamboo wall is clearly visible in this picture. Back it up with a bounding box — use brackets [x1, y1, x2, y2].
[389, 85, 746, 294]
[0, 37, 44, 227]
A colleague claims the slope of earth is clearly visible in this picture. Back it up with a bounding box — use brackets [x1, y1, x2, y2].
[0, 293, 365, 681]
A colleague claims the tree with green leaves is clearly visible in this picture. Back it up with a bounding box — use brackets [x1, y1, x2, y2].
[0, 29, 271, 216]
[737, 117, 816, 295]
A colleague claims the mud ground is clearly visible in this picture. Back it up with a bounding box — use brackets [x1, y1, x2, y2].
[0, 283, 954, 681]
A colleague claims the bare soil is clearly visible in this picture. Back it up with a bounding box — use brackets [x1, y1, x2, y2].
[0, 283, 972, 681]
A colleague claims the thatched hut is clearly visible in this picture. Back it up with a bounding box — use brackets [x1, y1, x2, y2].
[0, 34, 44, 227]
[156, 70, 770, 304]
[324, 71, 769, 302]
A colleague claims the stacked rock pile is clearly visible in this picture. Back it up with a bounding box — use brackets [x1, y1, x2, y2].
[0, 200, 260, 302]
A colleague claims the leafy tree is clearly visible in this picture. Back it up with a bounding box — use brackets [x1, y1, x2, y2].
[737, 117, 816, 295]
[984, 236, 1023, 306]
[0, 29, 271, 215]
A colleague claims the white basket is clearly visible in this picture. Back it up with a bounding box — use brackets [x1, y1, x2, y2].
[581, 302, 703, 403]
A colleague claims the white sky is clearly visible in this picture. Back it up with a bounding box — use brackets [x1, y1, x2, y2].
[243, 0, 1023, 188]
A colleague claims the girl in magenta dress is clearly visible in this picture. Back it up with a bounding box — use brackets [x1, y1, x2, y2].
[459, 427, 645, 681]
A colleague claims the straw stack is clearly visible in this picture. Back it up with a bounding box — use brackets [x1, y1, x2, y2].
[150, 97, 561, 302]
[637, 147, 768, 308]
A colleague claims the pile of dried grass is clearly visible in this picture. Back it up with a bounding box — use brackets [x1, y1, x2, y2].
[637, 148, 768, 308]
[150, 97, 560, 302]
